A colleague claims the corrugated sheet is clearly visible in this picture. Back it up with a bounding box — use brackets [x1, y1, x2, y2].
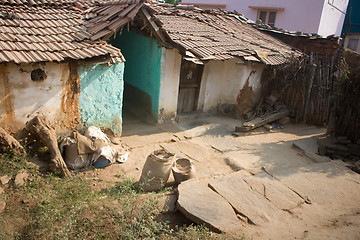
[146, 3, 301, 65]
[0, 1, 126, 63]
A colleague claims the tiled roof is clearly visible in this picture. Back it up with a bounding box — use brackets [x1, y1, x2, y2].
[0, 0, 125, 63]
[144, 3, 301, 65]
[83, 0, 144, 41]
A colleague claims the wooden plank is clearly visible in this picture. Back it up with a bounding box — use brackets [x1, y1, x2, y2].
[236, 109, 290, 132]
[141, 8, 166, 43]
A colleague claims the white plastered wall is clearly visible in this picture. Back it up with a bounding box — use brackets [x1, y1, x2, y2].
[0, 62, 68, 127]
[198, 58, 265, 112]
[158, 48, 182, 123]
[318, 0, 348, 37]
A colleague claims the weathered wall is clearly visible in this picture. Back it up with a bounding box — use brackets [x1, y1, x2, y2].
[0, 60, 124, 134]
[198, 58, 265, 113]
[112, 30, 162, 120]
[0, 62, 71, 130]
[78, 62, 124, 134]
[158, 48, 182, 123]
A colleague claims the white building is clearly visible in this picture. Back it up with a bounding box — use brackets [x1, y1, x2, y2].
[181, 0, 349, 37]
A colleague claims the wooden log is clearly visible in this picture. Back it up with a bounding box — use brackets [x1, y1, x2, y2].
[0, 127, 25, 154]
[23, 116, 71, 177]
[263, 124, 273, 131]
[303, 63, 316, 123]
[236, 109, 290, 132]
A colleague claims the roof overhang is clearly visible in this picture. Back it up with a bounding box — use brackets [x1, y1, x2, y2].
[181, 3, 226, 8]
[249, 6, 285, 11]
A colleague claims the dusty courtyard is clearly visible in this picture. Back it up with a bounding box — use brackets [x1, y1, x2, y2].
[87, 113, 360, 240]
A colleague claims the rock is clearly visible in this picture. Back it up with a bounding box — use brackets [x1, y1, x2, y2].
[277, 116, 290, 125]
[14, 170, 29, 186]
[159, 194, 177, 213]
[237, 214, 248, 224]
[0, 200, 5, 213]
[293, 137, 319, 155]
[21, 198, 30, 205]
[177, 180, 241, 233]
[303, 152, 331, 163]
[209, 172, 284, 225]
[317, 136, 349, 156]
[0, 186, 5, 213]
[0, 175, 10, 185]
[0, 127, 25, 154]
[265, 162, 360, 206]
[243, 172, 304, 210]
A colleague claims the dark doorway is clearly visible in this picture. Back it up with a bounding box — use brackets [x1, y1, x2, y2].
[177, 60, 204, 113]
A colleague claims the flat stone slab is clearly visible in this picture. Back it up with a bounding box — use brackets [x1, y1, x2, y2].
[293, 137, 330, 163]
[177, 180, 241, 233]
[267, 162, 360, 206]
[243, 172, 304, 210]
[209, 172, 284, 225]
[292, 137, 319, 154]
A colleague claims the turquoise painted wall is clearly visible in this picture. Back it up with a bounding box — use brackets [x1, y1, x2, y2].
[78, 62, 124, 134]
[110, 30, 162, 119]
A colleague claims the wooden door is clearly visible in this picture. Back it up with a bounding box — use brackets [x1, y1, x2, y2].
[177, 60, 204, 113]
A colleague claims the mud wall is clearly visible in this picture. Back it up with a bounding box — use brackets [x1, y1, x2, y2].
[158, 48, 182, 123]
[198, 58, 265, 113]
[0, 62, 71, 130]
[78, 62, 124, 135]
[0, 60, 125, 134]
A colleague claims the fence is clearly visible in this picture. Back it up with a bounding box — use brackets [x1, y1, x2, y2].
[260, 54, 337, 126]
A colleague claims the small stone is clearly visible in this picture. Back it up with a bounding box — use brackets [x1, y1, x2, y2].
[159, 194, 177, 213]
[0, 200, 5, 213]
[14, 170, 30, 186]
[0, 186, 4, 195]
[0, 175, 10, 185]
[237, 214, 249, 224]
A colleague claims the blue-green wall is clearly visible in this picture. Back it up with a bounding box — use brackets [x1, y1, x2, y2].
[342, 0, 360, 35]
[110, 30, 162, 119]
[79, 62, 124, 134]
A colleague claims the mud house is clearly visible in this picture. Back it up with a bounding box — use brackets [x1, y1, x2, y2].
[0, 0, 142, 134]
[87, 1, 300, 122]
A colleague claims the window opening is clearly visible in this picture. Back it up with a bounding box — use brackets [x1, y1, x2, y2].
[348, 38, 359, 51]
[257, 10, 277, 27]
[31, 68, 46, 81]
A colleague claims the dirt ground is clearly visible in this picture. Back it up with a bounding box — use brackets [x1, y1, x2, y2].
[85, 113, 360, 240]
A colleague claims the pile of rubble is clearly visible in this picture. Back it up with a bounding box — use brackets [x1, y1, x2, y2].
[0, 116, 129, 177]
[234, 91, 291, 134]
